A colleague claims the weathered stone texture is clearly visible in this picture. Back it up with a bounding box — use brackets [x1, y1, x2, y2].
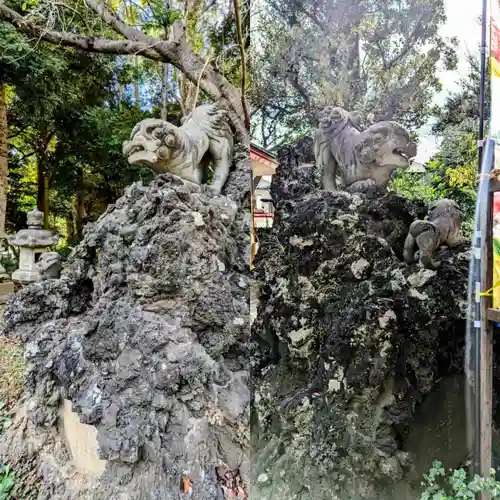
[1, 172, 249, 500]
[251, 142, 468, 500]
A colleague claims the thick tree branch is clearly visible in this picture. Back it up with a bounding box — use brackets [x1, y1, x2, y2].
[81, 1, 246, 127]
[0, 3, 162, 58]
[84, 0, 151, 43]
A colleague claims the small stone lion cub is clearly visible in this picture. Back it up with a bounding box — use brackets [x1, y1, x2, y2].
[403, 199, 463, 269]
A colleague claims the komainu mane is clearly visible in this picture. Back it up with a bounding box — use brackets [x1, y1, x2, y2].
[123, 104, 234, 193]
[313, 106, 417, 194]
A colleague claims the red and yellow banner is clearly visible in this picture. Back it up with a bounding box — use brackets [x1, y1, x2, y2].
[491, 0, 500, 140]
[491, 13, 500, 78]
[490, 1, 500, 307]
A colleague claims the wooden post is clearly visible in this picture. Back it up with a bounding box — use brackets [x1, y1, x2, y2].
[250, 168, 258, 270]
[479, 163, 494, 498]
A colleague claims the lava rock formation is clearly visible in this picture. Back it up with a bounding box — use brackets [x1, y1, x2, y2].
[1, 172, 250, 500]
[251, 139, 469, 500]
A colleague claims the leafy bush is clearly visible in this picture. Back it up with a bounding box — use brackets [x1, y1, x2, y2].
[421, 460, 500, 499]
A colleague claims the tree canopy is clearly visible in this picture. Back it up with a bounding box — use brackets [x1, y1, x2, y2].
[0, 0, 249, 138]
[388, 53, 485, 234]
[251, 0, 458, 150]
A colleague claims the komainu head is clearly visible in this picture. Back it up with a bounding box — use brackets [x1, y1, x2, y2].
[428, 198, 462, 221]
[122, 119, 186, 172]
[355, 121, 417, 170]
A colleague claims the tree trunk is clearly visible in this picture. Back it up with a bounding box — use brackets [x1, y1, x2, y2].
[36, 133, 52, 229]
[0, 81, 8, 235]
[161, 63, 169, 120]
[118, 83, 124, 107]
[36, 165, 49, 228]
[346, 32, 361, 104]
[161, 0, 169, 121]
[75, 190, 86, 241]
[181, 0, 206, 113]
[36, 164, 44, 213]
[43, 174, 49, 228]
[134, 56, 140, 110]
[233, 0, 250, 129]
[66, 214, 75, 242]
[75, 167, 86, 240]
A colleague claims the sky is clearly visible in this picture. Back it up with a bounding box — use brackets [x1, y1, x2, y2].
[415, 0, 483, 163]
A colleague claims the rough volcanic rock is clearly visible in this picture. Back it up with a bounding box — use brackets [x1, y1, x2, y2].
[251, 140, 468, 500]
[1, 173, 250, 500]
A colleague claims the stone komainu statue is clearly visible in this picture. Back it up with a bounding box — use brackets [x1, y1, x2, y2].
[36, 251, 62, 280]
[122, 104, 234, 193]
[313, 106, 417, 194]
[403, 199, 463, 269]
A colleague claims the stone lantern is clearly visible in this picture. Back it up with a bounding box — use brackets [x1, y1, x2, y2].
[9, 208, 60, 283]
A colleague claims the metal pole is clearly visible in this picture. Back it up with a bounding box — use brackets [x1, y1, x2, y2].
[479, 0, 489, 171]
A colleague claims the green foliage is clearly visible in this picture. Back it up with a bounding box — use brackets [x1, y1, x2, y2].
[426, 120, 478, 230]
[5, 150, 37, 232]
[421, 461, 500, 499]
[432, 54, 489, 136]
[388, 51, 482, 234]
[0, 0, 245, 241]
[0, 463, 14, 500]
[54, 243, 73, 261]
[389, 170, 436, 205]
[206, 0, 250, 90]
[2, 23, 155, 238]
